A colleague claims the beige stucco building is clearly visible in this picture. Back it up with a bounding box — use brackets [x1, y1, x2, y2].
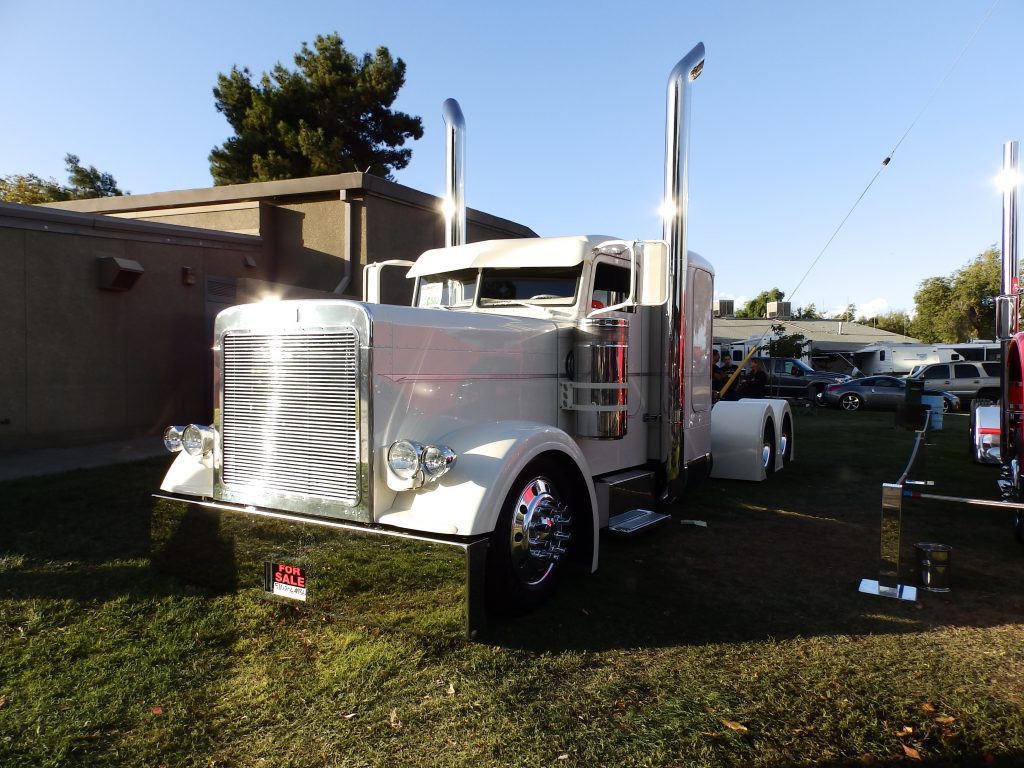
[1, 174, 533, 450]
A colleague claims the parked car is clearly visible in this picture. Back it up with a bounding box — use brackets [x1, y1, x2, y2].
[905, 361, 1001, 403]
[822, 375, 961, 413]
[755, 357, 849, 403]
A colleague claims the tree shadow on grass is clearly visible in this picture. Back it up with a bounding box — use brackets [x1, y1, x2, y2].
[487, 423, 1024, 652]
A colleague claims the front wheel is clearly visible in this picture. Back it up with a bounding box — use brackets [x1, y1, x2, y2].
[840, 393, 862, 412]
[487, 462, 576, 611]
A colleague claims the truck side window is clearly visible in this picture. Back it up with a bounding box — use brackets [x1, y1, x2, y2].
[592, 262, 633, 312]
[927, 365, 950, 378]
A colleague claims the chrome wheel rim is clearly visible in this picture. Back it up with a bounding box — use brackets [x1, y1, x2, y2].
[779, 430, 790, 461]
[841, 394, 860, 411]
[508, 476, 572, 587]
[761, 440, 773, 469]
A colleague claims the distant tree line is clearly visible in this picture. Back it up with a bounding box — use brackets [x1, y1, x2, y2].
[734, 247, 1000, 344]
[2, 32, 423, 202]
[0, 154, 124, 204]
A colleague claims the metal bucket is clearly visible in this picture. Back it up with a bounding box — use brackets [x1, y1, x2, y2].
[915, 542, 952, 593]
[573, 317, 628, 439]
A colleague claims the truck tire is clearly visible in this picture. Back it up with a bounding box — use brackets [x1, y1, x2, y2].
[762, 422, 777, 474]
[487, 461, 575, 611]
[780, 414, 793, 465]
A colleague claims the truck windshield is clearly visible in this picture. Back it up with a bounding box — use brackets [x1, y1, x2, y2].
[478, 267, 580, 307]
[415, 266, 581, 309]
[416, 269, 478, 308]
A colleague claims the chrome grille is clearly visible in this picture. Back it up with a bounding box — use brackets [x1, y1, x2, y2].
[221, 330, 360, 505]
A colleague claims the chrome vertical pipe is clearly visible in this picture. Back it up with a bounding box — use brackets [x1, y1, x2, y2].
[661, 43, 705, 491]
[1000, 140, 1019, 464]
[442, 98, 467, 248]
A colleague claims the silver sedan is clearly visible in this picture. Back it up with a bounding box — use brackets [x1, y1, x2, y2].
[822, 375, 960, 413]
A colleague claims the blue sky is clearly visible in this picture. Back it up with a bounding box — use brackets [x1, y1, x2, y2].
[3, 0, 1021, 318]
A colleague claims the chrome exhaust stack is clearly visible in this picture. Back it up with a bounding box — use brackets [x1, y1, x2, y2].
[442, 98, 467, 248]
[661, 43, 706, 491]
[999, 140, 1019, 462]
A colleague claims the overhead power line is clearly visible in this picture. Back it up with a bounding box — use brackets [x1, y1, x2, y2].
[785, 0, 1002, 309]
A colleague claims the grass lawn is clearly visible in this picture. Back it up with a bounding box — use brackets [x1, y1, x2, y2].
[1, 408, 1023, 767]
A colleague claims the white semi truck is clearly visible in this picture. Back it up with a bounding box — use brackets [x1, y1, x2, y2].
[156, 44, 793, 629]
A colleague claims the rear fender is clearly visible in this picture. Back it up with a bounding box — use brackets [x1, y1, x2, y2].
[378, 421, 599, 571]
[710, 400, 777, 481]
[744, 397, 794, 470]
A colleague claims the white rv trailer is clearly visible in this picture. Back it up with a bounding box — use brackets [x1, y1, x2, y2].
[852, 341, 1000, 377]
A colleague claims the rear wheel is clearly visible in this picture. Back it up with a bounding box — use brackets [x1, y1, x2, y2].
[779, 415, 793, 465]
[487, 461, 576, 611]
[762, 422, 777, 473]
[839, 393, 863, 412]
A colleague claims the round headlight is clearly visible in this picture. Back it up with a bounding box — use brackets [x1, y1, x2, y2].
[163, 425, 185, 453]
[388, 440, 422, 480]
[422, 444, 455, 479]
[182, 424, 216, 457]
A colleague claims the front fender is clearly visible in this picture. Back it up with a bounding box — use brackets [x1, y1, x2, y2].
[377, 421, 599, 569]
[159, 450, 214, 497]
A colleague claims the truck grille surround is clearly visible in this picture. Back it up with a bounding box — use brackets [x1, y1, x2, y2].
[220, 330, 361, 507]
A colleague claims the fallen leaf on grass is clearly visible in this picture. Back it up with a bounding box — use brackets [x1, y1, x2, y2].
[920, 702, 936, 714]
[934, 716, 955, 725]
[902, 744, 921, 760]
[0, 696, 7, 710]
[343, 713, 357, 720]
[721, 720, 748, 732]
[447, 683, 456, 696]
[557, 754, 569, 760]
[150, 707, 164, 716]
[388, 709, 402, 730]
[895, 726, 914, 738]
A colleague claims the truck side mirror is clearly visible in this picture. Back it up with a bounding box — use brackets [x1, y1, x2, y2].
[996, 294, 1017, 340]
[637, 241, 668, 306]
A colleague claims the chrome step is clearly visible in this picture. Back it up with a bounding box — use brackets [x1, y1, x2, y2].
[608, 508, 671, 536]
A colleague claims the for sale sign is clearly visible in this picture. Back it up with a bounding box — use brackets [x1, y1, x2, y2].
[264, 561, 308, 602]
